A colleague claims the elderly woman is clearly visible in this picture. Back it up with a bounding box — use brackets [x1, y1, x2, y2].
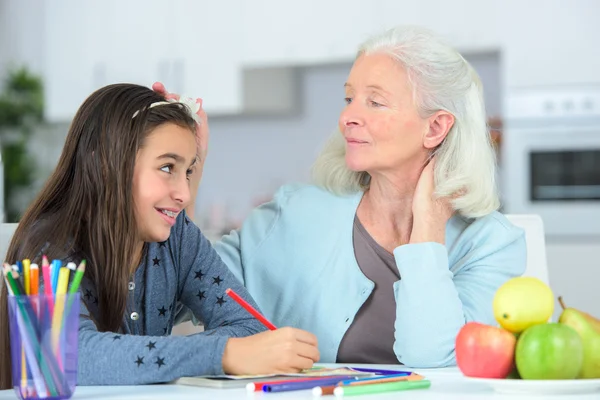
[165, 25, 526, 368]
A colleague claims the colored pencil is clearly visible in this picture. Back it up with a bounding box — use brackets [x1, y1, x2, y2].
[63, 260, 85, 328]
[313, 373, 424, 396]
[50, 260, 62, 294]
[10, 270, 26, 299]
[21, 259, 31, 397]
[51, 267, 71, 371]
[29, 264, 39, 296]
[68, 260, 85, 295]
[225, 288, 277, 330]
[263, 376, 359, 393]
[246, 376, 350, 392]
[339, 372, 416, 385]
[22, 259, 31, 294]
[333, 379, 431, 397]
[2, 264, 13, 294]
[14, 308, 49, 398]
[41, 256, 54, 315]
[350, 367, 412, 376]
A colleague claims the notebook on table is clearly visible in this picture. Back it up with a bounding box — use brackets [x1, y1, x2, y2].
[175, 367, 374, 389]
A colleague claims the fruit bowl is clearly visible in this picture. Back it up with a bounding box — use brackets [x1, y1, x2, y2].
[465, 377, 600, 395]
[456, 278, 600, 394]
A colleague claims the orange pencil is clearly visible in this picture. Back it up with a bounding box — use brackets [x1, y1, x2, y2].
[225, 288, 277, 330]
[30, 264, 39, 295]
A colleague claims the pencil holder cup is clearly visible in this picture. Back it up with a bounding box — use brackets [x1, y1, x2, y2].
[8, 293, 80, 400]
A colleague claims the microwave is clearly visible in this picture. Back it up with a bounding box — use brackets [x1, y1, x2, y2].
[501, 87, 600, 237]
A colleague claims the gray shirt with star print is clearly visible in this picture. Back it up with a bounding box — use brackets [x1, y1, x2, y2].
[75, 211, 267, 385]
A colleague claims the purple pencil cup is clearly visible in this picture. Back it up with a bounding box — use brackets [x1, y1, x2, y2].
[8, 293, 80, 400]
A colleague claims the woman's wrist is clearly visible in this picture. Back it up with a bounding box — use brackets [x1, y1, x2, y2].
[409, 219, 446, 244]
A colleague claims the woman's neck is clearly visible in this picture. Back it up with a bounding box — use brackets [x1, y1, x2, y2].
[357, 166, 423, 251]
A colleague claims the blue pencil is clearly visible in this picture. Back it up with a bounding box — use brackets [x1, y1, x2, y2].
[51, 260, 62, 294]
[351, 367, 412, 375]
[263, 376, 359, 393]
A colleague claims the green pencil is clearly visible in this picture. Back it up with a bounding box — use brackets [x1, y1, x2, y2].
[333, 379, 431, 397]
[68, 260, 85, 295]
[62, 260, 85, 328]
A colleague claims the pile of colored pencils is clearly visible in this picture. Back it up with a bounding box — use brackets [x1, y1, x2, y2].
[245, 369, 431, 396]
[2, 256, 85, 399]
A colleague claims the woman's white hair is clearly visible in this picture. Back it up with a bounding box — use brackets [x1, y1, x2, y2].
[311, 25, 500, 219]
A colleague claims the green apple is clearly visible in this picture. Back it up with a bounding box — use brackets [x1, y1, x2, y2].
[558, 297, 600, 379]
[516, 323, 583, 379]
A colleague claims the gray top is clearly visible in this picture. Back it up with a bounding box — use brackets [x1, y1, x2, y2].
[336, 215, 401, 364]
[75, 211, 266, 385]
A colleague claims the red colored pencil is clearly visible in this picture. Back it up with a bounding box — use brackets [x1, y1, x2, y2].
[225, 288, 277, 330]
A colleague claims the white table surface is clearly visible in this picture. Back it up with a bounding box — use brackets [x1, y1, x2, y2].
[0, 364, 598, 400]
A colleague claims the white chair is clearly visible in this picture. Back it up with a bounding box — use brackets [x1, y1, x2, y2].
[504, 214, 550, 285]
[0, 223, 18, 291]
[0, 223, 18, 264]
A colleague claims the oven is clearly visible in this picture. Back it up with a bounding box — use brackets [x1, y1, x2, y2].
[501, 87, 600, 237]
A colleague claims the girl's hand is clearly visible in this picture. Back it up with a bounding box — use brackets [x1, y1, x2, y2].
[222, 327, 320, 375]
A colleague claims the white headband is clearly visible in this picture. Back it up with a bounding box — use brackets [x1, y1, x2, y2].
[132, 96, 201, 125]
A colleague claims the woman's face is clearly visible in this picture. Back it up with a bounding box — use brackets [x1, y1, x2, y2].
[339, 53, 439, 177]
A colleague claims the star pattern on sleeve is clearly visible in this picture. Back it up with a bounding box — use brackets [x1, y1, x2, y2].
[196, 290, 206, 301]
[112, 335, 121, 341]
[152, 257, 160, 266]
[135, 356, 144, 367]
[194, 269, 205, 280]
[158, 306, 167, 316]
[159, 241, 167, 248]
[212, 276, 223, 286]
[216, 295, 226, 307]
[155, 357, 166, 368]
[146, 341, 157, 351]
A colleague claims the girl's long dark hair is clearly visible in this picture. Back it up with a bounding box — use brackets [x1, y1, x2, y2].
[0, 83, 196, 389]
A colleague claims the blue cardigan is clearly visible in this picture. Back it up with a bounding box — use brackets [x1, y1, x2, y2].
[213, 183, 526, 367]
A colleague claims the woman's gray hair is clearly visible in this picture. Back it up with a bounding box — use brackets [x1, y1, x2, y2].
[311, 25, 500, 219]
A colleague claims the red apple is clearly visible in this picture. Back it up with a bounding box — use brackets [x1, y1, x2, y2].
[456, 322, 516, 379]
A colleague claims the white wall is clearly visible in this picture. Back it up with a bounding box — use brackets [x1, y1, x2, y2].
[2, 0, 597, 121]
[42, 0, 245, 121]
[0, 0, 44, 82]
[241, 0, 600, 89]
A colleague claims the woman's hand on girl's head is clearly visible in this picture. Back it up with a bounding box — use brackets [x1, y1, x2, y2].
[409, 157, 454, 245]
[221, 327, 320, 375]
[151, 81, 209, 162]
[152, 81, 180, 101]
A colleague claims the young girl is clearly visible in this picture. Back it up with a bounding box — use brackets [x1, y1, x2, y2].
[0, 83, 320, 388]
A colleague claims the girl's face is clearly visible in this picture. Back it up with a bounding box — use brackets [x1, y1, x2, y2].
[132, 123, 197, 243]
